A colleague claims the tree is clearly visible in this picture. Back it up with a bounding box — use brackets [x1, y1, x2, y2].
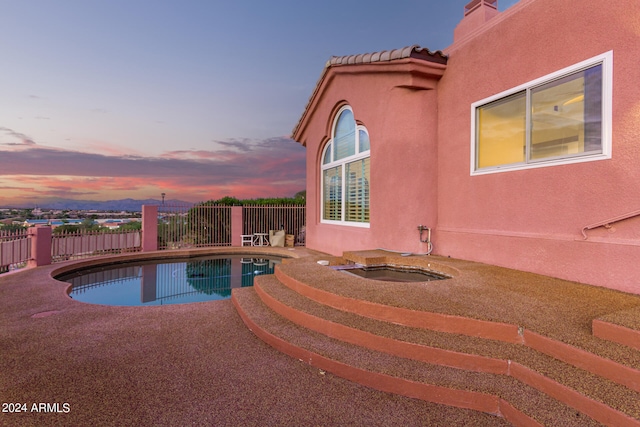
[53, 224, 80, 234]
[81, 218, 98, 230]
[0, 223, 27, 233]
[209, 196, 242, 206]
[184, 202, 230, 246]
[294, 190, 306, 201]
[157, 215, 187, 249]
[203, 196, 306, 206]
[119, 221, 141, 231]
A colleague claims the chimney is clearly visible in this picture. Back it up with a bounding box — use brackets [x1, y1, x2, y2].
[453, 0, 500, 42]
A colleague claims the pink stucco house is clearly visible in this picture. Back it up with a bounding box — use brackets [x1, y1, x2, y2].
[292, 0, 640, 295]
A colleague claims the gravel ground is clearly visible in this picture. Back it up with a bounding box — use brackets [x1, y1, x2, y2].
[283, 251, 640, 368]
[0, 249, 509, 427]
[3, 247, 639, 426]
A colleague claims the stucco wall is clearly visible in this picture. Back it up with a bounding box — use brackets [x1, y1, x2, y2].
[436, 0, 640, 293]
[297, 61, 443, 256]
[294, 0, 640, 294]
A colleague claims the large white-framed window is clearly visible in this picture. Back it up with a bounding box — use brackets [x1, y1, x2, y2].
[471, 51, 613, 175]
[321, 105, 370, 227]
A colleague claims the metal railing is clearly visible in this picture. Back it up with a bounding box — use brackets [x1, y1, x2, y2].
[66, 266, 141, 291]
[157, 204, 306, 249]
[581, 208, 640, 239]
[0, 230, 30, 273]
[52, 229, 142, 262]
[242, 206, 306, 245]
[157, 204, 232, 249]
[0, 204, 306, 274]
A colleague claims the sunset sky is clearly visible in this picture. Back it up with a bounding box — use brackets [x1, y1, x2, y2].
[0, 0, 519, 207]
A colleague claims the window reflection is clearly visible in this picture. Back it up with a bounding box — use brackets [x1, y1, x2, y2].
[321, 106, 370, 224]
[475, 60, 604, 171]
[477, 92, 526, 168]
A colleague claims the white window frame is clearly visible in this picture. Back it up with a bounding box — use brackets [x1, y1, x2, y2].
[320, 105, 370, 228]
[470, 51, 613, 175]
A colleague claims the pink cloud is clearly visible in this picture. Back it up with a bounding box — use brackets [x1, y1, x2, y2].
[0, 136, 306, 206]
[0, 127, 36, 146]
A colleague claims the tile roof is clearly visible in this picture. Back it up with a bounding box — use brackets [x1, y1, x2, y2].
[292, 45, 448, 140]
[327, 45, 447, 66]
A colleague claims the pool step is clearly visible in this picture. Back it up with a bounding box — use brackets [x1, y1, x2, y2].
[273, 260, 640, 397]
[232, 286, 599, 427]
[233, 252, 640, 425]
[250, 274, 640, 425]
[592, 306, 640, 351]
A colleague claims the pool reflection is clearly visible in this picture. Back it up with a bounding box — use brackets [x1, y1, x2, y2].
[62, 255, 281, 306]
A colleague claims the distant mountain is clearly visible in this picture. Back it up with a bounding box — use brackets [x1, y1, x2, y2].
[13, 198, 194, 211]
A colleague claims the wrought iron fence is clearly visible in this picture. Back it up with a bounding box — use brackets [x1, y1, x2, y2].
[0, 204, 306, 272]
[242, 206, 306, 245]
[156, 204, 306, 249]
[0, 229, 30, 273]
[52, 229, 142, 262]
[157, 204, 232, 249]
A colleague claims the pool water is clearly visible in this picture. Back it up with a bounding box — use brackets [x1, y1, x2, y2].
[58, 255, 282, 306]
[337, 265, 449, 282]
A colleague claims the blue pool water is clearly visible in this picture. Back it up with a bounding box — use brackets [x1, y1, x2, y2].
[58, 255, 282, 306]
[336, 265, 449, 282]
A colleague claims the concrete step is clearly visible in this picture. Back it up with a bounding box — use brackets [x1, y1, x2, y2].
[254, 274, 640, 425]
[593, 306, 640, 351]
[273, 260, 640, 396]
[233, 286, 605, 427]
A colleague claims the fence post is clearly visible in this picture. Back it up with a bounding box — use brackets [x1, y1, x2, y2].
[231, 206, 243, 246]
[27, 225, 52, 267]
[142, 205, 158, 252]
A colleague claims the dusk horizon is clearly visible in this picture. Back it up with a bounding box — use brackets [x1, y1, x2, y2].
[0, 197, 196, 211]
[0, 1, 519, 208]
[0, 192, 307, 211]
[0, 135, 306, 207]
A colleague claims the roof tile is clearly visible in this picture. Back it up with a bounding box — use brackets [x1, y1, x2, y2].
[327, 45, 447, 67]
[293, 45, 448, 140]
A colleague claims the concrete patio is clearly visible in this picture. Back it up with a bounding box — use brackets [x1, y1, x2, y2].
[1, 247, 639, 426]
[0, 247, 504, 426]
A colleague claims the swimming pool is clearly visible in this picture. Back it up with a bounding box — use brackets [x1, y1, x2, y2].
[57, 254, 282, 306]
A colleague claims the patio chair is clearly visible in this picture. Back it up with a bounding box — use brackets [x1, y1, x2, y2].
[241, 234, 254, 246]
[253, 233, 269, 246]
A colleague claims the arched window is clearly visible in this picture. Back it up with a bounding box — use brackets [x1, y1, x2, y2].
[321, 106, 370, 226]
